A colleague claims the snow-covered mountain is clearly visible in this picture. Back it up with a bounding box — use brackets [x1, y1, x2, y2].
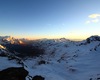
[0, 36, 28, 44]
[0, 35, 100, 80]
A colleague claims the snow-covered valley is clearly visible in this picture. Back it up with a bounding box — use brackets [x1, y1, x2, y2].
[0, 36, 100, 80]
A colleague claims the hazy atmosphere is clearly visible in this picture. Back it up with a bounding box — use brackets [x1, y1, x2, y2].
[0, 0, 100, 39]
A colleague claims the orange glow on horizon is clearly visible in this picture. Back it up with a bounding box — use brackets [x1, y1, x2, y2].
[14, 35, 88, 40]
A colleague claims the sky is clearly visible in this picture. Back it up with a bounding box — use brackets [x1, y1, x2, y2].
[0, 0, 100, 40]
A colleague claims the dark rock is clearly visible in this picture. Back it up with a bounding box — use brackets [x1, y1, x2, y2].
[0, 52, 7, 57]
[97, 77, 100, 80]
[0, 67, 28, 80]
[89, 78, 92, 80]
[38, 60, 46, 65]
[86, 38, 91, 43]
[32, 75, 45, 80]
[86, 35, 100, 43]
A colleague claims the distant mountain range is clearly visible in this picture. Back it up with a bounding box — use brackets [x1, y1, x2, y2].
[0, 35, 100, 80]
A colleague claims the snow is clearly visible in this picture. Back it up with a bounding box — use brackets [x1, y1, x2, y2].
[0, 45, 6, 49]
[0, 57, 22, 70]
[24, 39, 100, 80]
[0, 36, 100, 80]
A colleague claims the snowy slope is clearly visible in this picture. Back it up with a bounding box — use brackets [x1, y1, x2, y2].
[24, 36, 100, 80]
[0, 35, 100, 80]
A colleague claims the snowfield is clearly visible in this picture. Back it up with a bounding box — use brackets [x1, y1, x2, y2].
[0, 36, 100, 80]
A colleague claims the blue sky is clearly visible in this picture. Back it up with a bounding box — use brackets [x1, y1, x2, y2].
[0, 0, 100, 39]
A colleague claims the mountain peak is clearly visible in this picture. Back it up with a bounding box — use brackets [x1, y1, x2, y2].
[86, 35, 100, 43]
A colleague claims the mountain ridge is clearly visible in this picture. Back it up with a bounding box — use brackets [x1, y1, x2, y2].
[0, 35, 100, 80]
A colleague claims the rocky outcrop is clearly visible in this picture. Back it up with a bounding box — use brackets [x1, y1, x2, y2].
[86, 35, 100, 43]
[32, 75, 45, 80]
[78, 35, 100, 46]
[0, 67, 28, 80]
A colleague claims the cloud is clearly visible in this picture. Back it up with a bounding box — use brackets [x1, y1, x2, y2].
[86, 14, 100, 24]
[91, 19, 99, 23]
[88, 14, 100, 18]
[86, 19, 99, 24]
